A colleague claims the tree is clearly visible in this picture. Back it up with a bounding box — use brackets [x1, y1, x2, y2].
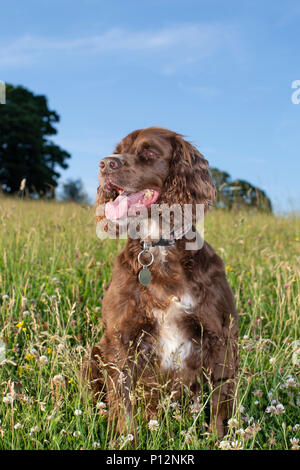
[0, 84, 71, 197]
[60, 179, 90, 204]
[211, 167, 272, 212]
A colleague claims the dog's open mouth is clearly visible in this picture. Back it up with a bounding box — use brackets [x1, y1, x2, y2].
[105, 184, 160, 221]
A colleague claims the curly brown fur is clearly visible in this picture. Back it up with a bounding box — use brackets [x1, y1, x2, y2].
[86, 127, 238, 440]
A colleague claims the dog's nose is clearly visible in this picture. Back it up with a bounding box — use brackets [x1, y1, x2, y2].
[99, 155, 122, 172]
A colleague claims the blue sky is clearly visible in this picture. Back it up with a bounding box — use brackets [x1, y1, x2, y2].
[1, 0, 300, 211]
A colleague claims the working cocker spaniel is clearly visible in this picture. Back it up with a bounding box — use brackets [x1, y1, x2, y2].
[86, 127, 238, 441]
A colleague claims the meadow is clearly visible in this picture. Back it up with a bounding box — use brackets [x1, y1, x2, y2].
[0, 196, 299, 450]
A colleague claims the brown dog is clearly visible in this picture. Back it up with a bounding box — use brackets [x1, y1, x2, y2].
[86, 127, 238, 440]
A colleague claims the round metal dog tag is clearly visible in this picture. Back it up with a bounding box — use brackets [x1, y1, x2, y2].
[138, 267, 152, 286]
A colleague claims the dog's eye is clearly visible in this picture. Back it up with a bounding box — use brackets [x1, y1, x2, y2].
[143, 149, 158, 158]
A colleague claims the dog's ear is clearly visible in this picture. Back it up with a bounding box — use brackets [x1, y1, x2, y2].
[160, 134, 216, 213]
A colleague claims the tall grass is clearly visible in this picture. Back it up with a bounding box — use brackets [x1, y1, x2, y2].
[0, 197, 299, 450]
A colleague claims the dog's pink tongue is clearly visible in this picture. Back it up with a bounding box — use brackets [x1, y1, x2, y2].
[105, 193, 129, 221]
[105, 191, 144, 221]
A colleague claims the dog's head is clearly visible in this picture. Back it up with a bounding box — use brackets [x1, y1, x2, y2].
[96, 127, 216, 239]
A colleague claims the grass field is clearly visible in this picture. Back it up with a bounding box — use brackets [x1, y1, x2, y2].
[0, 197, 299, 450]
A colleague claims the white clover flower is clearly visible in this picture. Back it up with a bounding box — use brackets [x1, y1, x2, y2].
[266, 405, 276, 415]
[219, 440, 231, 450]
[74, 409, 83, 416]
[286, 376, 297, 388]
[3, 393, 13, 404]
[228, 418, 239, 428]
[30, 426, 39, 433]
[231, 440, 243, 450]
[148, 419, 159, 432]
[57, 344, 65, 353]
[275, 404, 285, 415]
[239, 405, 245, 413]
[245, 422, 261, 434]
[190, 400, 203, 415]
[269, 357, 276, 364]
[93, 442, 100, 449]
[52, 374, 65, 385]
[39, 355, 48, 364]
[2, 294, 9, 301]
[170, 401, 180, 410]
[236, 428, 246, 437]
[14, 423, 22, 430]
[293, 424, 300, 432]
[73, 431, 81, 437]
[127, 434, 134, 441]
[96, 401, 106, 409]
[290, 438, 299, 450]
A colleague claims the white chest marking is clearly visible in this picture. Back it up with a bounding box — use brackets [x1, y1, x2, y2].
[153, 294, 195, 371]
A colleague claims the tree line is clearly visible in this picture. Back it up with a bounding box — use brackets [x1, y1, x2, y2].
[0, 84, 272, 210]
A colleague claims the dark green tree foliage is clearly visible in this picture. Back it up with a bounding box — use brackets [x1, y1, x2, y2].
[61, 178, 90, 204]
[211, 168, 272, 212]
[0, 84, 71, 196]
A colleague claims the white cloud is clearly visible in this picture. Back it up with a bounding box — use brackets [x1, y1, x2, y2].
[0, 23, 235, 69]
[178, 81, 221, 97]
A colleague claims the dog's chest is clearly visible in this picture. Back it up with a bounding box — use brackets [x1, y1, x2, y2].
[152, 294, 195, 372]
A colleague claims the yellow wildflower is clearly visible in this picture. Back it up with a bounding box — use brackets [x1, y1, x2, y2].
[25, 353, 34, 361]
[16, 321, 24, 328]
